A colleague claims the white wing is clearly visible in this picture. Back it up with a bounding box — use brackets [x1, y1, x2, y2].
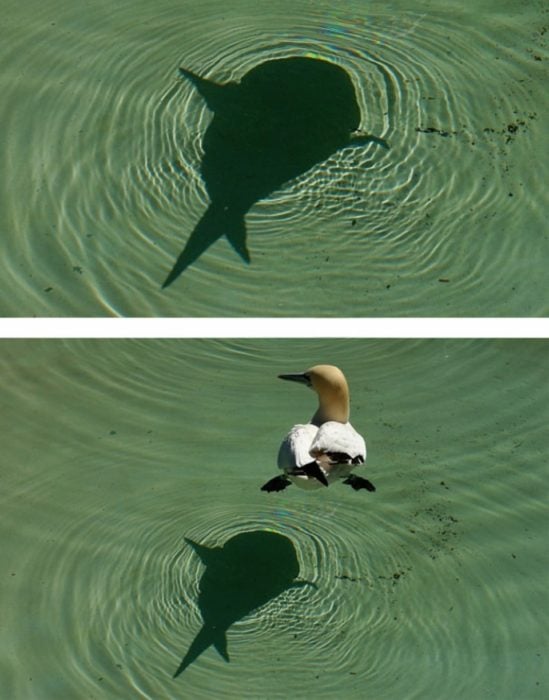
[277, 423, 318, 470]
[309, 421, 366, 462]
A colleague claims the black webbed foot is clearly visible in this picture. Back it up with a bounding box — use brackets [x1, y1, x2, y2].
[261, 475, 291, 492]
[342, 474, 376, 492]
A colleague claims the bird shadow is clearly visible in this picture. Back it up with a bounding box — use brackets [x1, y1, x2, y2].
[173, 529, 313, 678]
[162, 56, 390, 287]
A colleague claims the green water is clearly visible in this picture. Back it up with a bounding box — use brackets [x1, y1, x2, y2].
[1, 339, 547, 698]
[1, 0, 547, 696]
[1, 0, 548, 316]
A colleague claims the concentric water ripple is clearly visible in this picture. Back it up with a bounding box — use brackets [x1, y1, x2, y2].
[9, 486, 432, 698]
[1, 1, 547, 315]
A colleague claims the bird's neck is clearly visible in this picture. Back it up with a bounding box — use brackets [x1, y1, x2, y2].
[312, 390, 349, 425]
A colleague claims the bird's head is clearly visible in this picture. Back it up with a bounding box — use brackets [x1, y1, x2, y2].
[278, 364, 350, 424]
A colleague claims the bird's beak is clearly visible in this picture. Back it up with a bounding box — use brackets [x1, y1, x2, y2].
[278, 372, 310, 386]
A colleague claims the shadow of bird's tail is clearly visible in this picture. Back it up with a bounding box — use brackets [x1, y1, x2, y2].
[162, 204, 250, 288]
[179, 67, 234, 112]
[173, 625, 229, 678]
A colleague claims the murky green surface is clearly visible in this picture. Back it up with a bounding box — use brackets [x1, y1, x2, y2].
[1, 0, 548, 316]
[1, 339, 547, 698]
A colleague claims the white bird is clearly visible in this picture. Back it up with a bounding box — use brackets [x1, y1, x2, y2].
[261, 364, 376, 493]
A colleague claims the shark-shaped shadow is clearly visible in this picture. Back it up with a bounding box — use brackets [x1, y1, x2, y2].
[162, 56, 389, 287]
[173, 530, 312, 677]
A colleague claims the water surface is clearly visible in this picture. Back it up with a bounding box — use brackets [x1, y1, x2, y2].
[1, 339, 547, 697]
[1, 0, 547, 315]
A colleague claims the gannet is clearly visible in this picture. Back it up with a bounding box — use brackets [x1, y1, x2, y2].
[261, 365, 376, 493]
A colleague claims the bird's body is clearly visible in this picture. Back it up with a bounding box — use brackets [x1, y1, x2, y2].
[278, 421, 365, 490]
[262, 364, 375, 493]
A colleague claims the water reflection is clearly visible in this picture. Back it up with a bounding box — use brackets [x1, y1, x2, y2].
[174, 530, 313, 677]
[162, 57, 389, 286]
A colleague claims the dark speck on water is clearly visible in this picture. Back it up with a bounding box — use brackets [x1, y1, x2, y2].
[336, 574, 359, 582]
[416, 126, 457, 137]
